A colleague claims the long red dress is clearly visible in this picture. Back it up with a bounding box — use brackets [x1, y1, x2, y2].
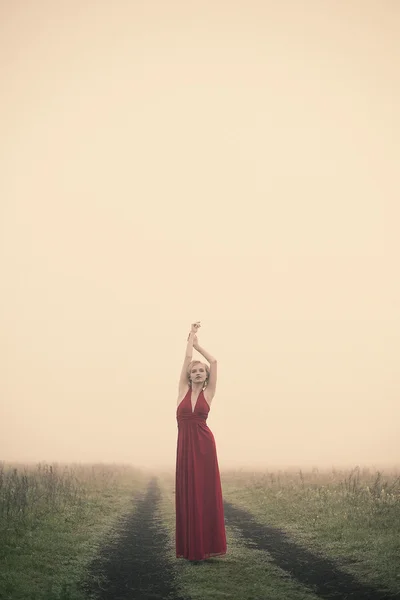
[175, 387, 227, 561]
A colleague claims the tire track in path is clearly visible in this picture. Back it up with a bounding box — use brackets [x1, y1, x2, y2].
[82, 477, 189, 600]
[223, 500, 400, 600]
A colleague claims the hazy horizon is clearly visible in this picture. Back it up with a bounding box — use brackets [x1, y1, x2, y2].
[1, 0, 399, 472]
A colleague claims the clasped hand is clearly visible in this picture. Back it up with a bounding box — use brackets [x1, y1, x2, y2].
[188, 321, 201, 348]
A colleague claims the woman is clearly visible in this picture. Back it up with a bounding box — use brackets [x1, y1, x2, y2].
[175, 321, 227, 561]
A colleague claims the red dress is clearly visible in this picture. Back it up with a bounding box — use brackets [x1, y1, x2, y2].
[175, 387, 227, 561]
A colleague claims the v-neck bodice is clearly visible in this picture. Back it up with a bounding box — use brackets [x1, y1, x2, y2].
[177, 388, 210, 424]
[190, 390, 202, 413]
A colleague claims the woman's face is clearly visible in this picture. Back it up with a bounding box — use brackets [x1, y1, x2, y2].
[189, 363, 207, 385]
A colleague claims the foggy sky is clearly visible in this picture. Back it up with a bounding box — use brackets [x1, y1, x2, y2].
[1, 0, 399, 470]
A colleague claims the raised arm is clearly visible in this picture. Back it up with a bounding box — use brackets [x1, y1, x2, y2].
[193, 338, 217, 400]
[178, 322, 200, 393]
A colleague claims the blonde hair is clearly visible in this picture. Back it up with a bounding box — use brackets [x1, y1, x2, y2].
[187, 360, 210, 388]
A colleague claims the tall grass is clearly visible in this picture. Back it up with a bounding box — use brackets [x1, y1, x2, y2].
[222, 465, 400, 594]
[222, 465, 400, 535]
[223, 465, 400, 501]
[0, 461, 146, 600]
[0, 461, 139, 534]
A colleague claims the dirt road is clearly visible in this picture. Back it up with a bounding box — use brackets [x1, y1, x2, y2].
[81, 478, 400, 600]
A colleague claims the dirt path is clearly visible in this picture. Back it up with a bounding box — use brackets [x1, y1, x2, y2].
[80, 479, 399, 600]
[81, 477, 188, 600]
[223, 500, 400, 600]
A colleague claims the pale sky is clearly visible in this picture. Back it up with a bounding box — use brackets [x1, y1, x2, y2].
[1, 0, 399, 470]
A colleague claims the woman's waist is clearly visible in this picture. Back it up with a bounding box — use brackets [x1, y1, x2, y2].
[177, 414, 208, 424]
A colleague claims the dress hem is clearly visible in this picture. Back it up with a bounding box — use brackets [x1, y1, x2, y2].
[176, 550, 227, 561]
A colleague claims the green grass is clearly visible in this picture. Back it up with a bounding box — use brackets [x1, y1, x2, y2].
[3, 462, 399, 599]
[0, 461, 148, 600]
[221, 466, 400, 595]
[157, 472, 321, 600]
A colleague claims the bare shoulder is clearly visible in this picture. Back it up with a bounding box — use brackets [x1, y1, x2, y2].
[177, 384, 190, 406]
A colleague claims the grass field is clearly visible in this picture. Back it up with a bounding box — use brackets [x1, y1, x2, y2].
[221, 466, 400, 597]
[0, 461, 148, 600]
[1, 461, 399, 599]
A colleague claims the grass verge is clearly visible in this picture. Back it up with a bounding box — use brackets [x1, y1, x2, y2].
[221, 466, 400, 595]
[0, 461, 148, 600]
